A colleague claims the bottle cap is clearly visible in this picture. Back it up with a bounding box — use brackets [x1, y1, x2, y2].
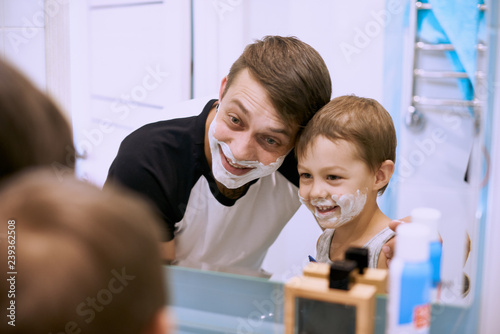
[345, 247, 369, 275]
[411, 207, 441, 240]
[395, 223, 430, 262]
[329, 260, 357, 290]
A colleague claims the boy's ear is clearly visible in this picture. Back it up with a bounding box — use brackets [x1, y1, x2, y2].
[373, 160, 395, 191]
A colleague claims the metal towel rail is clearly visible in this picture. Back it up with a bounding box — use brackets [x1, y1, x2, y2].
[413, 69, 486, 79]
[413, 96, 482, 108]
[415, 42, 487, 51]
[404, 1, 487, 133]
[415, 2, 487, 11]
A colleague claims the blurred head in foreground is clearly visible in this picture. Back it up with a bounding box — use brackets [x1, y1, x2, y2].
[0, 57, 75, 184]
[0, 169, 171, 334]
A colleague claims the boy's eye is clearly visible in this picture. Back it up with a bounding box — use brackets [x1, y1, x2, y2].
[299, 173, 312, 179]
[327, 175, 341, 181]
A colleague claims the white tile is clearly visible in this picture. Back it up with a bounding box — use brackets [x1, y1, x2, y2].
[0, 30, 4, 55]
[3, 28, 46, 90]
[4, 0, 44, 27]
[0, 0, 5, 27]
[89, 98, 166, 130]
[89, 0, 162, 8]
[89, 2, 190, 105]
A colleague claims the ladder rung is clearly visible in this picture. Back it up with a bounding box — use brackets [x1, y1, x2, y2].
[416, 42, 487, 52]
[416, 2, 486, 11]
[414, 69, 485, 79]
[416, 2, 432, 10]
[413, 96, 482, 108]
[416, 42, 454, 51]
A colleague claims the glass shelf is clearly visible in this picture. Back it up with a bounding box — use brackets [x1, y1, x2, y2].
[165, 265, 476, 334]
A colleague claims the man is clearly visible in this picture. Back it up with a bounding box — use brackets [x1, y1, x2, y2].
[0, 169, 171, 334]
[106, 36, 396, 275]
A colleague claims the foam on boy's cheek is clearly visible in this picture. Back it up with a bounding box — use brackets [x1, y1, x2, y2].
[299, 189, 367, 229]
[328, 190, 367, 228]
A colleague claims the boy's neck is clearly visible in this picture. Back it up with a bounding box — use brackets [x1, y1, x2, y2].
[329, 202, 390, 260]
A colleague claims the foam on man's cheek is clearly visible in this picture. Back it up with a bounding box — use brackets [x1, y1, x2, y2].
[208, 106, 288, 189]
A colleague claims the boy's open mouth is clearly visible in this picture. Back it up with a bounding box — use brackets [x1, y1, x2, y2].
[314, 205, 339, 218]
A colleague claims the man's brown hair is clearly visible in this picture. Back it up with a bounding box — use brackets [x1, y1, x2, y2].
[296, 95, 397, 195]
[0, 58, 75, 183]
[0, 170, 168, 334]
[223, 36, 332, 134]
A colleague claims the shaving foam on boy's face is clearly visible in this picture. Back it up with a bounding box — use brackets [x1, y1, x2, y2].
[299, 189, 367, 229]
[208, 107, 288, 189]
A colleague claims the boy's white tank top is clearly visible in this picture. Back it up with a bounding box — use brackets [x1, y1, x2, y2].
[316, 227, 395, 268]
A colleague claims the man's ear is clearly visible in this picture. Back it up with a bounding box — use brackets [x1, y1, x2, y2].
[218, 76, 228, 103]
[373, 160, 395, 192]
[143, 307, 172, 334]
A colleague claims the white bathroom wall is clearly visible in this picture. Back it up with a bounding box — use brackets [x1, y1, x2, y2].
[0, 0, 47, 89]
[479, 84, 500, 333]
[0, 0, 71, 124]
[192, 0, 386, 101]
[74, 0, 192, 185]
[479, 4, 500, 331]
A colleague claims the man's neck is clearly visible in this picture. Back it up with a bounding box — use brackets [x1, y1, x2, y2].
[215, 180, 250, 199]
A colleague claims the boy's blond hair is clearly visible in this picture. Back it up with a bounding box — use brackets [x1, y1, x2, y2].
[296, 95, 397, 194]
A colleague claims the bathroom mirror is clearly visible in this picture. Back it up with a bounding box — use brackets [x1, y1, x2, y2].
[66, 0, 493, 311]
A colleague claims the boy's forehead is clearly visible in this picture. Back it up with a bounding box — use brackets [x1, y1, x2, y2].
[301, 136, 362, 160]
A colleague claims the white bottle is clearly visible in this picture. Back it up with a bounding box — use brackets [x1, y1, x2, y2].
[387, 223, 432, 334]
[411, 207, 442, 302]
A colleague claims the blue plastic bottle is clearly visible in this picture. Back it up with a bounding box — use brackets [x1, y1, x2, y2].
[411, 207, 442, 302]
[387, 223, 432, 334]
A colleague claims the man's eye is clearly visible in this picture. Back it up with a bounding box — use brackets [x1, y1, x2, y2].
[265, 137, 277, 145]
[230, 116, 240, 125]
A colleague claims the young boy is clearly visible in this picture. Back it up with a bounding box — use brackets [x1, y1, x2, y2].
[0, 169, 171, 334]
[296, 95, 397, 269]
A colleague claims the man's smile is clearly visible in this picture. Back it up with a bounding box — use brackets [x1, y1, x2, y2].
[219, 147, 254, 176]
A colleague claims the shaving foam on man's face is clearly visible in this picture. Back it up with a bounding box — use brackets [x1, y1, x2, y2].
[208, 107, 288, 189]
[299, 190, 367, 229]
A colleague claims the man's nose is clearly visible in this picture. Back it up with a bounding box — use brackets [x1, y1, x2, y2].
[229, 133, 257, 162]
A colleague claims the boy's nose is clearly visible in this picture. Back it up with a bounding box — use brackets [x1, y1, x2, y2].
[309, 180, 328, 199]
